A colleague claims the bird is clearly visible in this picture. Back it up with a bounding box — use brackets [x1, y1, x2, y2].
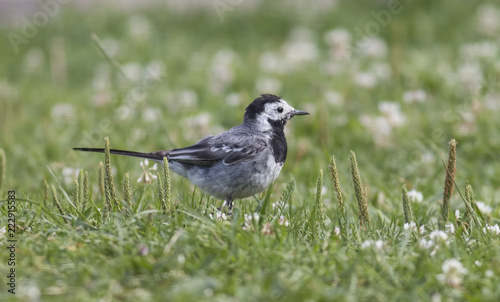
[74, 94, 309, 210]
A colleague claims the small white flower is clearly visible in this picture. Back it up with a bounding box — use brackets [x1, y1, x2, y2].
[475, 260, 482, 267]
[324, 90, 344, 107]
[403, 90, 427, 104]
[177, 254, 186, 265]
[361, 240, 372, 249]
[437, 258, 467, 287]
[374, 240, 384, 249]
[226, 93, 242, 107]
[278, 215, 289, 227]
[142, 108, 158, 122]
[445, 224, 455, 235]
[128, 15, 152, 41]
[455, 210, 460, 219]
[486, 270, 494, 278]
[324, 28, 352, 60]
[272, 201, 288, 211]
[261, 222, 274, 235]
[62, 167, 80, 185]
[255, 77, 282, 93]
[378, 102, 406, 127]
[476, 4, 500, 36]
[353, 72, 377, 88]
[243, 213, 260, 231]
[137, 159, 158, 183]
[356, 37, 388, 58]
[476, 201, 492, 215]
[333, 226, 341, 236]
[407, 190, 423, 203]
[210, 210, 227, 221]
[0, 226, 6, 239]
[429, 230, 449, 245]
[419, 238, 434, 249]
[404, 221, 417, 232]
[361, 240, 384, 250]
[483, 224, 500, 235]
[419, 225, 426, 234]
[465, 237, 477, 247]
[51, 103, 75, 119]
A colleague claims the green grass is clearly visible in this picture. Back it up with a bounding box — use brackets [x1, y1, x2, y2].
[1, 0, 500, 300]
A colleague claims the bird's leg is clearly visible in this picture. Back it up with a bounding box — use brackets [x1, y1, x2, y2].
[217, 198, 233, 217]
[226, 197, 233, 211]
[218, 197, 233, 218]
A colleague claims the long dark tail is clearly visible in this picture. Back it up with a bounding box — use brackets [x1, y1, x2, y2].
[73, 148, 169, 161]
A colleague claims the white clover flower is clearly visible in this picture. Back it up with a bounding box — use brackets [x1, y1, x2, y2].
[374, 240, 384, 249]
[476, 201, 492, 215]
[353, 72, 377, 88]
[378, 102, 406, 127]
[142, 108, 158, 122]
[445, 224, 455, 235]
[128, 15, 152, 41]
[261, 222, 274, 235]
[122, 63, 144, 83]
[282, 27, 319, 66]
[360, 240, 372, 249]
[356, 37, 388, 58]
[51, 103, 75, 119]
[483, 224, 500, 235]
[361, 240, 384, 250]
[278, 215, 289, 227]
[259, 51, 286, 74]
[272, 201, 288, 211]
[404, 221, 417, 232]
[407, 189, 423, 203]
[324, 28, 352, 60]
[403, 90, 427, 104]
[476, 4, 500, 36]
[429, 230, 449, 245]
[177, 254, 186, 265]
[243, 213, 260, 231]
[255, 77, 282, 93]
[324, 90, 344, 107]
[333, 226, 341, 236]
[419, 225, 426, 235]
[465, 237, 477, 247]
[437, 258, 467, 287]
[209, 210, 227, 221]
[419, 238, 434, 249]
[137, 159, 158, 183]
[226, 93, 242, 107]
[62, 167, 80, 185]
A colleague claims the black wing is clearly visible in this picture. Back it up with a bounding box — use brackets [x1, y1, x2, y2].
[167, 134, 267, 166]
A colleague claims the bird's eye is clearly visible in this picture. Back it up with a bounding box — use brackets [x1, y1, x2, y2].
[277, 107, 284, 113]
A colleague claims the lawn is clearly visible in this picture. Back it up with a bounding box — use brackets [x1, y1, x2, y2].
[1, 0, 500, 301]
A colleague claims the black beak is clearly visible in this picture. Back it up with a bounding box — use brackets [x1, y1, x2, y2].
[292, 109, 310, 116]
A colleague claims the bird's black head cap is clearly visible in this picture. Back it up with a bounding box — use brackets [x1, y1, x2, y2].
[244, 94, 282, 121]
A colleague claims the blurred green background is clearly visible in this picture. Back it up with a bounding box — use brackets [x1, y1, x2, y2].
[1, 0, 500, 300]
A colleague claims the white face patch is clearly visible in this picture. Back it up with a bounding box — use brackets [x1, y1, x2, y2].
[255, 99, 297, 131]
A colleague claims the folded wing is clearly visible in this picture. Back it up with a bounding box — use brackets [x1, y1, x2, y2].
[167, 134, 266, 166]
